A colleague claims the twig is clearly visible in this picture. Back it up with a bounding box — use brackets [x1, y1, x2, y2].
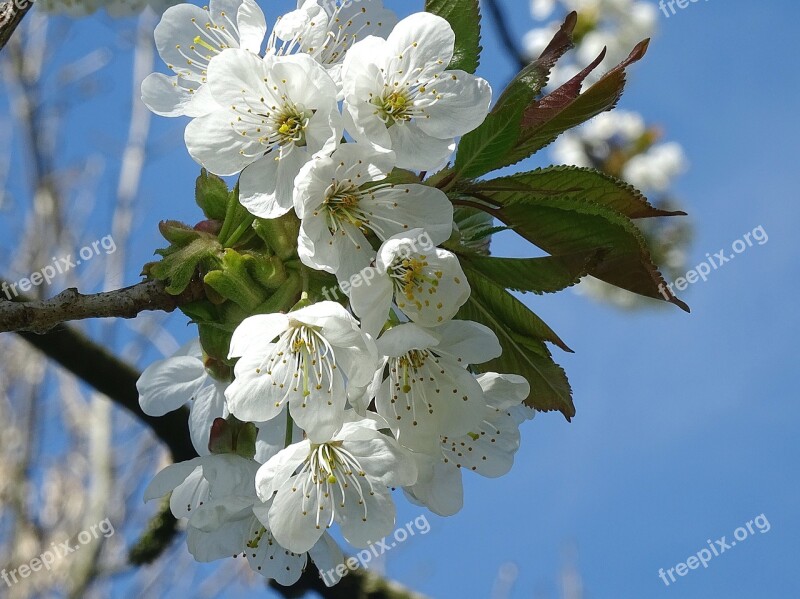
[270, 567, 430, 599]
[16, 323, 197, 462]
[483, 0, 529, 70]
[0, 0, 32, 52]
[0, 278, 205, 333]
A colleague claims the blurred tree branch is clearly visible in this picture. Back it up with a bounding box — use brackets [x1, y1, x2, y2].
[483, 0, 528, 69]
[0, 0, 31, 52]
[0, 278, 205, 333]
[271, 567, 429, 599]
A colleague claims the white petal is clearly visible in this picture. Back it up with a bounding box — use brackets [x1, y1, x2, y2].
[186, 517, 251, 562]
[144, 457, 205, 502]
[345, 436, 418, 488]
[246, 525, 307, 584]
[384, 13, 455, 84]
[376, 323, 439, 357]
[189, 382, 228, 456]
[137, 355, 207, 417]
[360, 184, 454, 245]
[349, 273, 393, 337]
[255, 417, 302, 464]
[415, 71, 492, 139]
[225, 367, 289, 423]
[338, 486, 395, 549]
[170, 465, 210, 519]
[237, 0, 267, 54]
[269, 474, 329, 553]
[141, 73, 195, 117]
[308, 534, 345, 587]
[238, 153, 297, 219]
[404, 458, 463, 516]
[185, 109, 260, 176]
[389, 122, 456, 171]
[433, 320, 502, 364]
[255, 441, 310, 501]
[288, 371, 347, 442]
[229, 313, 288, 358]
[477, 373, 531, 411]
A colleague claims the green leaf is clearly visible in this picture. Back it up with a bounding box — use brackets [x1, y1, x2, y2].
[424, 0, 482, 73]
[148, 235, 222, 295]
[203, 249, 268, 311]
[457, 270, 575, 418]
[453, 13, 576, 179]
[473, 166, 687, 219]
[505, 40, 650, 167]
[195, 169, 230, 222]
[461, 251, 601, 295]
[462, 185, 689, 311]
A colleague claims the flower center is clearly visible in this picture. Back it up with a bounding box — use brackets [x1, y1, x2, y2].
[299, 443, 374, 530]
[374, 90, 413, 126]
[256, 324, 336, 400]
[274, 106, 310, 147]
[397, 350, 429, 393]
[390, 256, 442, 301]
[322, 183, 370, 233]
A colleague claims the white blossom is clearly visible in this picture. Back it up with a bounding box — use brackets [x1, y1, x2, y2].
[405, 373, 532, 516]
[341, 12, 492, 171]
[369, 321, 502, 453]
[225, 302, 378, 439]
[294, 143, 454, 283]
[269, 0, 398, 89]
[185, 49, 342, 218]
[144, 451, 342, 585]
[255, 416, 417, 553]
[142, 0, 267, 118]
[349, 229, 470, 336]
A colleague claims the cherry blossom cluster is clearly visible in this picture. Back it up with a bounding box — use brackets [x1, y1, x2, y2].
[136, 0, 534, 587]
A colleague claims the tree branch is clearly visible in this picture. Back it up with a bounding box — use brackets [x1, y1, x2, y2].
[0, 279, 205, 333]
[16, 322, 197, 462]
[271, 567, 429, 599]
[483, 0, 529, 70]
[0, 0, 32, 52]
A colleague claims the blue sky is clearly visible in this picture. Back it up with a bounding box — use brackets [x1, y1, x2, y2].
[3, 0, 798, 597]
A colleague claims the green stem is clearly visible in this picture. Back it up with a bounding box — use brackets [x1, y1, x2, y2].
[217, 190, 240, 246]
[284, 409, 294, 448]
[224, 215, 255, 247]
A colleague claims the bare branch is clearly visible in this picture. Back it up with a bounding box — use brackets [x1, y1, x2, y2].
[483, 0, 529, 70]
[0, 0, 32, 52]
[271, 567, 430, 599]
[0, 279, 205, 333]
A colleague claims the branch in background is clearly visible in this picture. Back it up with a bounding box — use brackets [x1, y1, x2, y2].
[0, 0, 32, 52]
[15, 321, 197, 462]
[483, 0, 529, 70]
[0, 279, 205, 333]
[271, 567, 430, 599]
